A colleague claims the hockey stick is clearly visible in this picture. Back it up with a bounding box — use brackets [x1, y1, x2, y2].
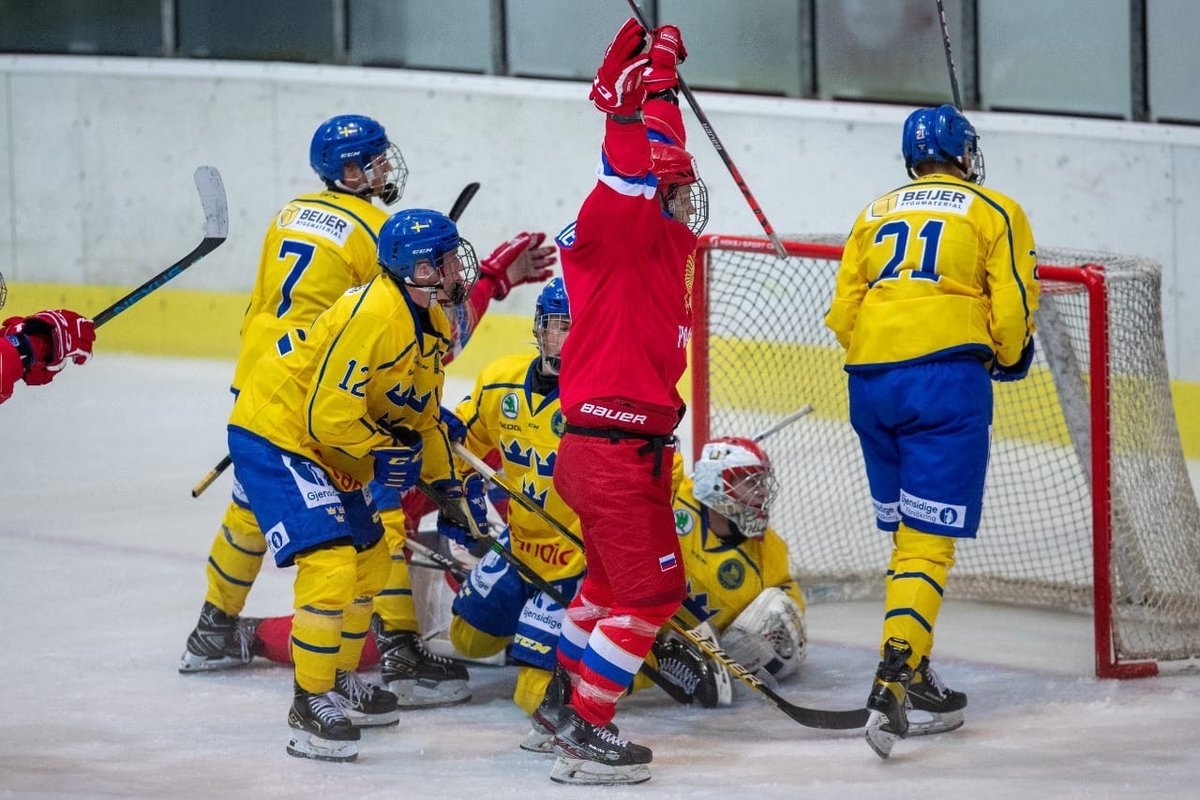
[934, 0, 964, 109]
[453, 442, 869, 730]
[190, 180, 479, 498]
[751, 404, 814, 444]
[94, 166, 228, 327]
[405, 536, 471, 582]
[0, 270, 7, 311]
[414, 477, 674, 691]
[623, 0, 787, 260]
[191, 454, 233, 498]
[448, 182, 480, 222]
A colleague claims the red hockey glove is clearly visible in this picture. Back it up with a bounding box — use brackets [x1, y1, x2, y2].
[590, 17, 651, 116]
[1, 309, 93, 386]
[14, 309, 94, 368]
[479, 232, 557, 301]
[642, 25, 687, 97]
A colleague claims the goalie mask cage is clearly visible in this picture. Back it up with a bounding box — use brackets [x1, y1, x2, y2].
[692, 234, 1200, 678]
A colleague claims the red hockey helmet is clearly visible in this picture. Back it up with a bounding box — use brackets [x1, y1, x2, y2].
[649, 141, 708, 236]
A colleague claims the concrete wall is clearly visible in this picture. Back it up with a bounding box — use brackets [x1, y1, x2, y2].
[2, 54, 1199, 381]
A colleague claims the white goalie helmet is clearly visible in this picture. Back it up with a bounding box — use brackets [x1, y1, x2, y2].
[692, 436, 779, 538]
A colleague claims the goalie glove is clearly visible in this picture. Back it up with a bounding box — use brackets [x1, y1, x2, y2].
[722, 587, 807, 682]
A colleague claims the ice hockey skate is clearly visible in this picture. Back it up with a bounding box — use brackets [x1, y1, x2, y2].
[652, 637, 724, 708]
[906, 657, 967, 736]
[521, 666, 621, 754]
[550, 707, 652, 786]
[864, 638, 915, 759]
[327, 669, 400, 727]
[286, 682, 361, 763]
[521, 666, 570, 753]
[178, 601, 255, 673]
[375, 621, 471, 708]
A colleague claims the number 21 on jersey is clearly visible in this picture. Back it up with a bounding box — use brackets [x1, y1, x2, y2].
[869, 219, 944, 286]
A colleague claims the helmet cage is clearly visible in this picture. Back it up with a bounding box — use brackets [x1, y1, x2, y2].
[430, 239, 481, 307]
[692, 437, 780, 538]
[650, 142, 709, 235]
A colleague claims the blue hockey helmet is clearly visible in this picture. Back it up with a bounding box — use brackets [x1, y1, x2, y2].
[534, 277, 570, 323]
[901, 104, 985, 185]
[533, 278, 570, 374]
[309, 114, 408, 204]
[377, 208, 479, 305]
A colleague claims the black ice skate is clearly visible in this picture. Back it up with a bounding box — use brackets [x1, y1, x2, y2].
[906, 657, 967, 736]
[375, 622, 471, 708]
[522, 667, 621, 754]
[550, 708, 652, 786]
[287, 682, 360, 763]
[328, 669, 400, 728]
[652, 637, 723, 708]
[178, 601, 254, 673]
[864, 637, 915, 760]
[521, 665, 571, 753]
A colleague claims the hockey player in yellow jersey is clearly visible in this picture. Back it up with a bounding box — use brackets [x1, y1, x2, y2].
[227, 208, 489, 762]
[180, 114, 406, 678]
[623, 437, 807, 711]
[512, 435, 807, 752]
[826, 104, 1039, 759]
[444, 279, 588, 730]
[180, 114, 557, 693]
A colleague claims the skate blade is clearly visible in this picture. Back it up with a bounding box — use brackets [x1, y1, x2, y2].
[519, 728, 554, 754]
[865, 710, 901, 760]
[387, 679, 472, 709]
[345, 709, 401, 728]
[549, 757, 651, 785]
[178, 652, 251, 674]
[286, 730, 358, 763]
[906, 709, 964, 736]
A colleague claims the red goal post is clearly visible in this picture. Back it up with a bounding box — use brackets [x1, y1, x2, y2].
[691, 234, 1200, 679]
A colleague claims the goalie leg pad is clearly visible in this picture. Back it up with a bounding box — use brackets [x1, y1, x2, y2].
[724, 586, 807, 681]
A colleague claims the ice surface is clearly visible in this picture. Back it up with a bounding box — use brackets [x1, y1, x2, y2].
[2, 355, 1198, 799]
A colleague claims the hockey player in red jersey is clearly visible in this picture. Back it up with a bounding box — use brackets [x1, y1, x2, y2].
[546, 18, 707, 786]
[1, 309, 95, 404]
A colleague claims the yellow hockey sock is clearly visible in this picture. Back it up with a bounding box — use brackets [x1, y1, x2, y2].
[448, 614, 509, 660]
[337, 538, 391, 671]
[292, 545, 358, 693]
[514, 666, 553, 716]
[882, 525, 957, 667]
[373, 507, 419, 632]
[203, 502, 266, 615]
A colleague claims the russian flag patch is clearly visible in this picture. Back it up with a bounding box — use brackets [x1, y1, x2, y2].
[659, 552, 678, 572]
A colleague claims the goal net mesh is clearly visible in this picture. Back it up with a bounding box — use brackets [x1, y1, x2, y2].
[696, 236, 1200, 666]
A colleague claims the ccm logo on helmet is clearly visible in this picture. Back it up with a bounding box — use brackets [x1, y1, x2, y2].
[580, 402, 647, 426]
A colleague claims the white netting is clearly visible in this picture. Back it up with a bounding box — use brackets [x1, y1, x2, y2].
[696, 236, 1200, 668]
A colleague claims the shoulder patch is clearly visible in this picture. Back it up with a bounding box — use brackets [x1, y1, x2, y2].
[279, 203, 355, 246]
[555, 221, 577, 250]
[674, 508, 695, 535]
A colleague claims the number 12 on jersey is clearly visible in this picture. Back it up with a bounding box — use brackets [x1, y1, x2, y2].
[869, 219, 944, 285]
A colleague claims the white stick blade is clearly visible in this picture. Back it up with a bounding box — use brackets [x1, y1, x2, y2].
[193, 166, 229, 239]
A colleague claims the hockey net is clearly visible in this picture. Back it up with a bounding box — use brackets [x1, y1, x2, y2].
[692, 234, 1200, 678]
